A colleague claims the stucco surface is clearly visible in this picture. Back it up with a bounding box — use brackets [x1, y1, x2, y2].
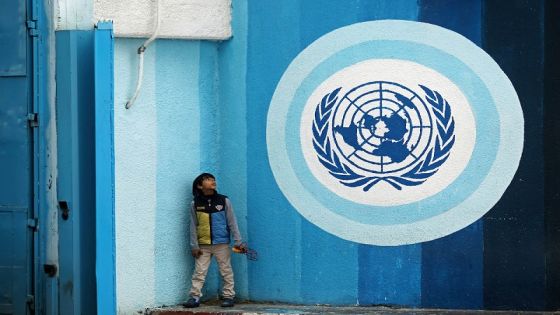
[94, 0, 232, 39]
[153, 39, 203, 306]
[114, 38, 159, 312]
[113, 37, 248, 313]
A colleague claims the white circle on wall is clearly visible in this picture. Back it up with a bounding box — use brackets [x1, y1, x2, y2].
[300, 59, 476, 206]
[266, 20, 523, 246]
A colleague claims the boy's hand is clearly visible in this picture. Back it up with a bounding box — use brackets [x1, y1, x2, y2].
[233, 243, 247, 253]
[191, 249, 202, 258]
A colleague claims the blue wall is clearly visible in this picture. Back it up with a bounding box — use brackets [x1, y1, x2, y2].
[220, 0, 557, 310]
[42, 0, 558, 312]
[418, 1, 483, 309]
[482, 1, 546, 310]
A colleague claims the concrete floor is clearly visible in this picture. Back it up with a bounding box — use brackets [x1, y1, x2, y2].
[147, 300, 560, 315]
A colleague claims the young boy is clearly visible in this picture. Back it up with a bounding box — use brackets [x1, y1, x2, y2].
[184, 173, 244, 308]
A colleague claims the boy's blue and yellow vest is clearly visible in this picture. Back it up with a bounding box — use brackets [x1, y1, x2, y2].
[194, 194, 230, 245]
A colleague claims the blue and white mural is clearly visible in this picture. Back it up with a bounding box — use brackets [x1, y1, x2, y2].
[267, 20, 523, 245]
[6, 0, 556, 313]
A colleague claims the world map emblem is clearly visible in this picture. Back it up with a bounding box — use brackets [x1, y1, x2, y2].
[313, 82, 455, 191]
[300, 59, 475, 206]
[267, 20, 523, 245]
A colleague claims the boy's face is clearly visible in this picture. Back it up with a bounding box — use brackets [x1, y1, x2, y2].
[197, 176, 216, 193]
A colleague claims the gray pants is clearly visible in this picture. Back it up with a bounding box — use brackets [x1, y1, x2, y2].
[189, 244, 235, 299]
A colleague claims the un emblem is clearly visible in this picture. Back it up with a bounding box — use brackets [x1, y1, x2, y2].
[313, 82, 455, 191]
[267, 20, 523, 245]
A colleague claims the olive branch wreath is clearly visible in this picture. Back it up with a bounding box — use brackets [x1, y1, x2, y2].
[312, 85, 455, 191]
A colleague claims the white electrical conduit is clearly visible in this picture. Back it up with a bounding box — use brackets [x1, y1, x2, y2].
[125, 0, 162, 109]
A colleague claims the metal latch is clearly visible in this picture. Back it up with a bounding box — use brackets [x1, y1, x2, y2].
[27, 20, 38, 37]
[27, 113, 39, 128]
[27, 218, 38, 231]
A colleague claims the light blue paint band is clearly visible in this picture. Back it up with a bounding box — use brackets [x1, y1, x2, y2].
[155, 39, 202, 302]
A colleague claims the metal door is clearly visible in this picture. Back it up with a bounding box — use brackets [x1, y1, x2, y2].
[0, 0, 35, 314]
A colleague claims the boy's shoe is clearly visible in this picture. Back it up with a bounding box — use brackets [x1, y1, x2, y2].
[183, 297, 200, 308]
[221, 298, 235, 307]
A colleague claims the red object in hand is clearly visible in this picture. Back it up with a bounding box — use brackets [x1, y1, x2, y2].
[232, 242, 257, 261]
[232, 246, 246, 254]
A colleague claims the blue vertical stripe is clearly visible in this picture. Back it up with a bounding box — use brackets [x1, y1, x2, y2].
[482, 0, 546, 310]
[197, 41, 223, 299]
[154, 40, 202, 303]
[421, 223, 483, 308]
[199, 42, 220, 173]
[218, 0, 249, 299]
[298, 0, 362, 304]
[359, 245, 421, 306]
[247, 0, 304, 302]
[301, 224, 358, 304]
[355, 0, 421, 307]
[420, 0, 482, 44]
[299, 0, 361, 46]
[419, 0, 483, 309]
[544, 0, 560, 309]
[95, 21, 116, 315]
[357, 0, 419, 21]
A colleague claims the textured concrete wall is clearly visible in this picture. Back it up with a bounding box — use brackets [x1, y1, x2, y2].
[94, 0, 231, 39]
[114, 39, 203, 312]
[56, 0, 231, 39]
[113, 36, 249, 313]
[114, 38, 159, 312]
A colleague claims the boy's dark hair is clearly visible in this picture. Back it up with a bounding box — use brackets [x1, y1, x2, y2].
[192, 173, 216, 197]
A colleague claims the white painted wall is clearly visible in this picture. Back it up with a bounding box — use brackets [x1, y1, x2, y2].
[55, 0, 231, 39]
[94, 0, 232, 39]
